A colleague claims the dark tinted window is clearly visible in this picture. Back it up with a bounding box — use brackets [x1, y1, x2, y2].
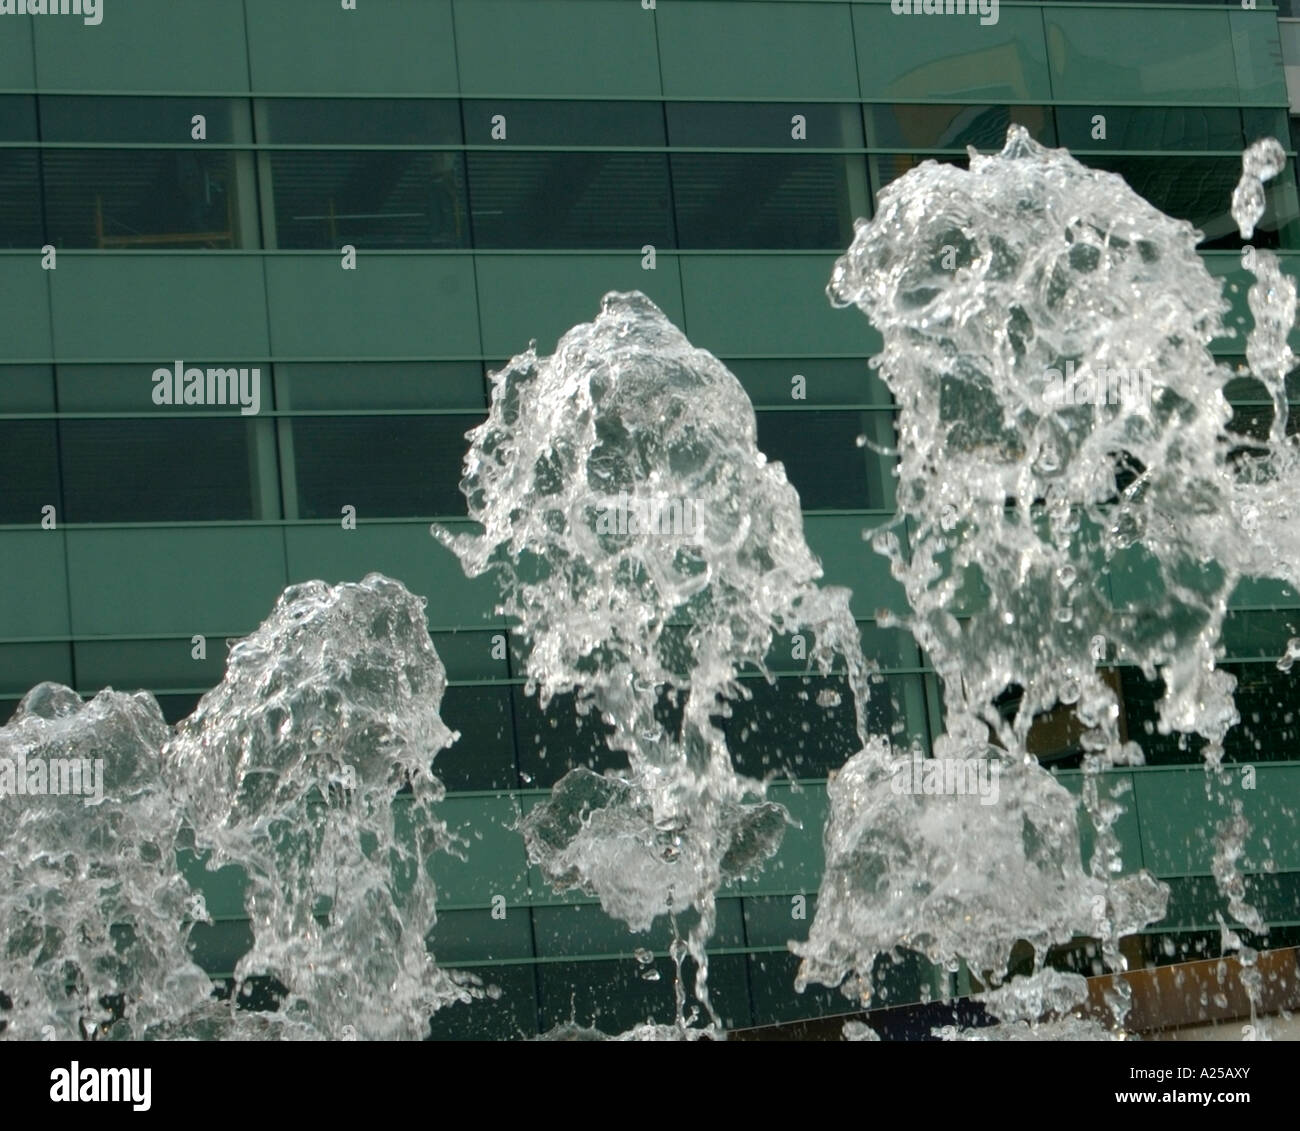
[0, 96, 37, 140]
[467, 152, 672, 248]
[290, 414, 476, 518]
[43, 149, 240, 248]
[260, 98, 461, 144]
[671, 154, 858, 248]
[39, 96, 240, 143]
[0, 149, 42, 247]
[756, 409, 884, 509]
[59, 419, 260, 522]
[1055, 106, 1242, 152]
[269, 151, 467, 249]
[461, 100, 664, 146]
[667, 103, 863, 148]
[0, 422, 60, 524]
[866, 104, 1054, 149]
[1081, 155, 1298, 249]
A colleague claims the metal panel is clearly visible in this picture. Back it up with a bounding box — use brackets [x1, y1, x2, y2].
[453, 0, 661, 98]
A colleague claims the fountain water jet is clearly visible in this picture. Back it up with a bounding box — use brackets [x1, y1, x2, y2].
[794, 126, 1300, 1034]
[436, 291, 871, 1031]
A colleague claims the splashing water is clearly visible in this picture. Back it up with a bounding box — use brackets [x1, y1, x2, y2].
[792, 737, 1166, 1003]
[1, 574, 469, 1041]
[793, 126, 1299, 1021]
[0, 685, 212, 1040]
[436, 291, 870, 1029]
[2, 127, 1296, 1041]
[165, 574, 470, 1040]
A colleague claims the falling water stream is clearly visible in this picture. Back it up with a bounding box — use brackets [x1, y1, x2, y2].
[1, 129, 1297, 1041]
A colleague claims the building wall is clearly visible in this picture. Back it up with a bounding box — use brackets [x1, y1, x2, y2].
[1, 0, 1298, 1036]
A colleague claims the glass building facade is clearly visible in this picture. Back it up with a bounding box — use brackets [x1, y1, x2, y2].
[1, 0, 1299, 1037]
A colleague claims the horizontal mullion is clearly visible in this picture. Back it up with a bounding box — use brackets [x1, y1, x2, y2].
[3, 247, 1296, 259]
[6, 401, 1299, 421]
[2, 247, 1297, 261]
[1, 141, 1288, 158]
[0, 404, 891, 420]
[7, 652, 1299, 692]
[0, 89, 1287, 108]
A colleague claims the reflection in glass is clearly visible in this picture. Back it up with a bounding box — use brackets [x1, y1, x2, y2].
[291, 414, 478, 518]
[43, 149, 239, 248]
[261, 98, 461, 144]
[269, 151, 467, 248]
[467, 152, 671, 248]
[671, 154, 858, 249]
[667, 103, 863, 148]
[866, 104, 1054, 150]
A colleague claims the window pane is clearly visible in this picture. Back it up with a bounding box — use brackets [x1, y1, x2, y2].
[1081, 155, 1299, 249]
[74, 638, 227, 691]
[467, 152, 671, 248]
[268, 151, 468, 248]
[0, 149, 42, 247]
[0, 366, 54, 412]
[869, 152, 968, 194]
[667, 103, 863, 148]
[0, 646, 73, 709]
[756, 409, 883, 509]
[1055, 106, 1242, 152]
[1221, 362, 1300, 404]
[725, 673, 870, 779]
[260, 98, 461, 144]
[0, 422, 59, 524]
[1243, 109, 1289, 147]
[59, 419, 259, 522]
[726, 358, 891, 407]
[511, 687, 619, 789]
[39, 96, 240, 143]
[57, 364, 264, 414]
[42, 149, 240, 248]
[278, 362, 485, 411]
[461, 100, 664, 146]
[435, 684, 516, 792]
[290, 415, 476, 519]
[866, 104, 1054, 150]
[0, 95, 37, 141]
[671, 154, 857, 249]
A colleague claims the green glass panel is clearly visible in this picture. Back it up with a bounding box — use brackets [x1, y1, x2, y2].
[854, 4, 1051, 101]
[32, 0, 248, 92]
[245, 0, 456, 94]
[48, 257, 268, 358]
[0, 531, 69, 637]
[268, 151, 468, 250]
[474, 253, 685, 357]
[453, 0, 660, 98]
[658, 1, 857, 99]
[65, 527, 287, 636]
[263, 255, 479, 357]
[1044, 9, 1238, 103]
[0, 258, 52, 359]
[283, 522, 502, 629]
[429, 793, 531, 907]
[678, 255, 879, 356]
